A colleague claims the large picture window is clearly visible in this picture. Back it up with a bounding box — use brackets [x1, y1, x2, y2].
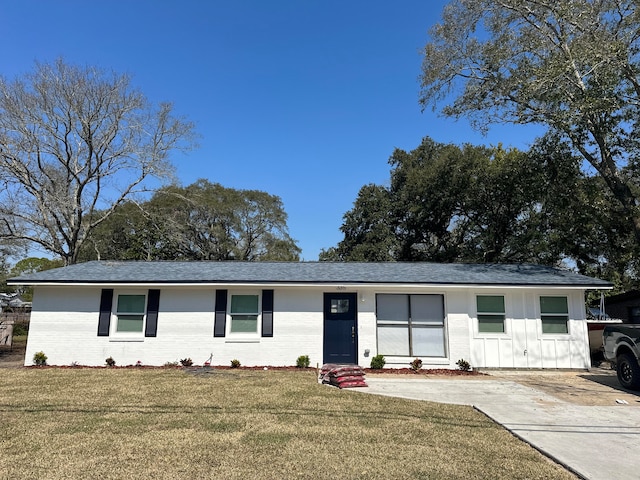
[230, 294, 259, 333]
[477, 295, 505, 333]
[376, 294, 446, 357]
[540, 296, 569, 334]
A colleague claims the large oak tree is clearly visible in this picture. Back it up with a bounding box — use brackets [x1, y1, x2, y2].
[322, 137, 630, 288]
[420, 0, 640, 242]
[79, 180, 301, 262]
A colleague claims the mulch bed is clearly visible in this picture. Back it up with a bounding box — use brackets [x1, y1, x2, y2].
[6, 338, 480, 376]
[17, 364, 483, 376]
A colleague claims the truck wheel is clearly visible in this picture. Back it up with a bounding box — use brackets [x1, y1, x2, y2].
[616, 352, 640, 390]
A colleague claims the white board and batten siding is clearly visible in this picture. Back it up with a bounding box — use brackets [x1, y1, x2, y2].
[468, 289, 590, 369]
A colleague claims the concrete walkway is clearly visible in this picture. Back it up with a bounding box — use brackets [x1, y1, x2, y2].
[361, 376, 640, 480]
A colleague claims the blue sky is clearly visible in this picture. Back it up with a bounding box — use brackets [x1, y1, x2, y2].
[2, 1, 542, 260]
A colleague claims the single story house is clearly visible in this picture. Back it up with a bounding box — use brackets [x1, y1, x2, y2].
[9, 261, 612, 369]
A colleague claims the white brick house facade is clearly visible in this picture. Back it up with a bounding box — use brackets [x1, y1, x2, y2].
[11, 261, 611, 369]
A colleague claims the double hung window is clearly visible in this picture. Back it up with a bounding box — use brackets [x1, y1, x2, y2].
[476, 295, 505, 333]
[230, 294, 259, 333]
[540, 296, 569, 334]
[376, 294, 446, 357]
[97, 289, 160, 339]
[214, 290, 272, 338]
[115, 294, 146, 333]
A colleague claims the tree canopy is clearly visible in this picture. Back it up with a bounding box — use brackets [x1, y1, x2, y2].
[1, 257, 63, 296]
[321, 137, 634, 288]
[420, 0, 640, 244]
[79, 180, 301, 262]
[0, 59, 196, 265]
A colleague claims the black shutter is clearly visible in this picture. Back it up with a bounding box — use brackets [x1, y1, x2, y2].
[97, 289, 113, 336]
[145, 289, 161, 337]
[262, 289, 274, 337]
[214, 289, 228, 337]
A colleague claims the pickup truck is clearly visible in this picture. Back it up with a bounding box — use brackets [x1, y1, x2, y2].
[603, 324, 640, 389]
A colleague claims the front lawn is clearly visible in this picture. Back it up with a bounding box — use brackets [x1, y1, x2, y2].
[0, 368, 574, 479]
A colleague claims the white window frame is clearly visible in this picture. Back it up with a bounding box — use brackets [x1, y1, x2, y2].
[227, 291, 261, 338]
[539, 295, 570, 335]
[375, 293, 447, 358]
[110, 290, 148, 341]
[475, 294, 508, 336]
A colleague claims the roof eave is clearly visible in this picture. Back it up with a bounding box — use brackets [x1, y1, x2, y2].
[9, 279, 614, 289]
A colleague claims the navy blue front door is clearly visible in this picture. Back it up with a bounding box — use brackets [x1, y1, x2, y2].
[323, 292, 357, 364]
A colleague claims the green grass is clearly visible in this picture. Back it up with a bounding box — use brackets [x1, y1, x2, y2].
[0, 369, 575, 479]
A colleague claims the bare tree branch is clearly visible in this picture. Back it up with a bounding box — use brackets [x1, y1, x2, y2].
[0, 59, 196, 264]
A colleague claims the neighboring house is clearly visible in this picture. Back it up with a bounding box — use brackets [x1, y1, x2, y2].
[8, 261, 612, 369]
[1, 293, 31, 347]
[0, 292, 31, 313]
[601, 290, 640, 324]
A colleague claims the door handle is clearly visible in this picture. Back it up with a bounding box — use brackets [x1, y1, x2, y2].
[351, 326, 355, 338]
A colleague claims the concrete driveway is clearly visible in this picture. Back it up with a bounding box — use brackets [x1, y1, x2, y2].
[361, 370, 640, 480]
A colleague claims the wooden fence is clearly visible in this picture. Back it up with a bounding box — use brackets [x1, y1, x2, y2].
[0, 312, 30, 347]
[0, 312, 30, 323]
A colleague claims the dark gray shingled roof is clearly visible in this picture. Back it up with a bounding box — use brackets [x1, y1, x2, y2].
[8, 261, 612, 287]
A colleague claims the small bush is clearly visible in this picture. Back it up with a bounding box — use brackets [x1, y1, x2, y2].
[33, 351, 47, 366]
[135, 360, 142, 367]
[105, 356, 116, 367]
[230, 359, 241, 368]
[180, 358, 193, 367]
[410, 358, 423, 372]
[164, 360, 179, 367]
[370, 354, 386, 369]
[296, 355, 310, 368]
[456, 358, 472, 372]
[13, 323, 28, 336]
